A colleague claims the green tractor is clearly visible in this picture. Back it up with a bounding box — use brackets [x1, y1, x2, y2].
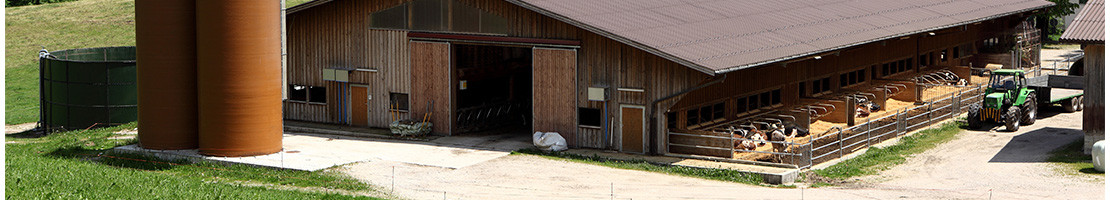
[968, 69, 1085, 131]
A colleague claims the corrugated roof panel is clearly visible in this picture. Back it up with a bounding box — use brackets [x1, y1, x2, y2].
[511, 0, 1054, 74]
[1062, 0, 1104, 43]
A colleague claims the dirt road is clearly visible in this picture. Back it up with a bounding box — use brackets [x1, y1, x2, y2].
[850, 110, 1103, 200]
[339, 110, 1102, 200]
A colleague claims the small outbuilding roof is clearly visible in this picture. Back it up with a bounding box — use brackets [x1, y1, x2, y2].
[1061, 0, 1105, 43]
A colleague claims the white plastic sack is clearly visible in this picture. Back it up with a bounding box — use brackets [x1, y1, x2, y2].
[533, 132, 568, 152]
[1093, 140, 1105, 172]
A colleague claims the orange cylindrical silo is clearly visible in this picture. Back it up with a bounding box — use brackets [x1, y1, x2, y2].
[196, 0, 283, 157]
[135, 0, 199, 150]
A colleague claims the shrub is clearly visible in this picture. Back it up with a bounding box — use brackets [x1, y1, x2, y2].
[6, 0, 77, 7]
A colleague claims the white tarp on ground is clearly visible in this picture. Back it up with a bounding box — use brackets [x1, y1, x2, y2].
[1094, 140, 1105, 172]
[533, 132, 567, 152]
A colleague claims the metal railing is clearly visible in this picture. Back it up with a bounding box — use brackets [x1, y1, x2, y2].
[808, 84, 985, 166]
[666, 84, 987, 169]
[1037, 53, 1084, 76]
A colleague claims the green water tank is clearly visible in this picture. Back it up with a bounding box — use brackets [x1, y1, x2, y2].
[40, 46, 137, 132]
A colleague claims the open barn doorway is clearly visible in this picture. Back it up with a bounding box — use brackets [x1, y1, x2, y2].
[452, 44, 533, 135]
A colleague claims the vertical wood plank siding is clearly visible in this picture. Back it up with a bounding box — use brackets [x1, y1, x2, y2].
[533, 48, 579, 146]
[410, 41, 453, 134]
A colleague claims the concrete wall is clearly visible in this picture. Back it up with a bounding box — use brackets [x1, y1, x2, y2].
[1084, 44, 1103, 154]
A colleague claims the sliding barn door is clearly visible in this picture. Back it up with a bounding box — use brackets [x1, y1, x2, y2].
[533, 48, 578, 146]
[410, 41, 453, 135]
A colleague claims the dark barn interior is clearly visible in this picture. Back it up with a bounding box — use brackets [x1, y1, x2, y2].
[453, 44, 533, 134]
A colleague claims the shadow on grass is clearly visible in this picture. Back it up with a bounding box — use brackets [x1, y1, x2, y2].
[46, 146, 183, 171]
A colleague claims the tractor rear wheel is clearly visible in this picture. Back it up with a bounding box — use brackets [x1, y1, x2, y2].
[1004, 106, 1021, 132]
[1021, 95, 1036, 125]
[1063, 97, 1079, 113]
[1077, 96, 1085, 111]
[967, 105, 982, 129]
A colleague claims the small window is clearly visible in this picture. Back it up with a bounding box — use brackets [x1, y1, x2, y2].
[390, 93, 410, 111]
[712, 103, 725, 120]
[798, 82, 807, 97]
[686, 109, 700, 126]
[771, 89, 782, 105]
[309, 86, 327, 103]
[821, 78, 831, 92]
[840, 74, 849, 87]
[699, 106, 713, 123]
[736, 97, 749, 114]
[747, 96, 760, 111]
[289, 85, 308, 101]
[666, 112, 678, 129]
[940, 50, 948, 62]
[856, 70, 866, 83]
[760, 92, 771, 107]
[953, 46, 961, 58]
[579, 108, 603, 127]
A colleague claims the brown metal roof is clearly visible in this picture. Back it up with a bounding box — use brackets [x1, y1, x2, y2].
[1061, 0, 1104, 43]
[290, 0, 1053, 74]
[507, 0, 1053, 74]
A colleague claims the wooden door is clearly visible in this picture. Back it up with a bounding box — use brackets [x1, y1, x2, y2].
[350, 85, 369, 126]
[410, 41, 453, 135]
[621, 106, 645, 153]
[533, 48, 577, 146]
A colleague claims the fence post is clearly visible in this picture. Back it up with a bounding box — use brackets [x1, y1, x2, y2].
[953, 91, 960, 118]
[866, 117, 872, 147]
[838, 129, 844, 159]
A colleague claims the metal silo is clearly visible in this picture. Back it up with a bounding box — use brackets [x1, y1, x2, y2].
[135, 0, 198, 150]
[195, 0, 283, 156]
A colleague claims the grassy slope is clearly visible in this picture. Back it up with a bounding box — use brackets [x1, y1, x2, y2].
[7, 123, 386, 199]
[5, 0, 314, 125]
[5, 0, 136, 124]
[814, 121, 964, 179]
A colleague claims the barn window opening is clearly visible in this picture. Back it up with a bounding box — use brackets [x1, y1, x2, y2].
[666, 112, 678, 130]
[940, 50, 948, 62]
[579, 108, 602, 127]
[811, 77, 831, 95]
[370, 0, 509, 35]
[289, 84, 308, 102]
[880, 58, 913, 77]
[736, 97, 749, 114]
[840, 69, 867, 87]
[737, 89, 782, 116]
[308, 86, 327, 103]
[390, 93, 409, 111]
[686, 109, 700, 126]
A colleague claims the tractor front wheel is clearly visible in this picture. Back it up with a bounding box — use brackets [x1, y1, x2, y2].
[1004, 106, 1021, 132]
[967, 105, 982, 129]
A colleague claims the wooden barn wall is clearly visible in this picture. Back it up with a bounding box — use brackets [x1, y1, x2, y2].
[286, 0, 410, 124]
[285, 0, 745, 152]
[410, 41, 453, 135]
[1083, 45, 1104, 153]
[669, 21, 1001, 126]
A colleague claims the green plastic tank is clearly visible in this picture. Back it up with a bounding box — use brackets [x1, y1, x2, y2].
[40, 46, 137, 131]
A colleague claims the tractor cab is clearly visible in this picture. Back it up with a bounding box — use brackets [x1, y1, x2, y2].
[983, 70, 1026, 109]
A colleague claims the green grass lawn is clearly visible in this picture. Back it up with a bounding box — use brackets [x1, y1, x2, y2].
[7, 123, 387, 199]
[513, 149, 774, 187]
[813, 121, 964, 179]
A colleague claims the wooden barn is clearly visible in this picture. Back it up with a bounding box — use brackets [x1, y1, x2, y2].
[282, 0, 1053, 155]
[1061, 0, 1104, 154]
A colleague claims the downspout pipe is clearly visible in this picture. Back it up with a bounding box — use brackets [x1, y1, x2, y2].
[648, 74, 727, 155]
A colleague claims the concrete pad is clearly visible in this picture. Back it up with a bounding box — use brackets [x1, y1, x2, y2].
[114, 132, 530, 171]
